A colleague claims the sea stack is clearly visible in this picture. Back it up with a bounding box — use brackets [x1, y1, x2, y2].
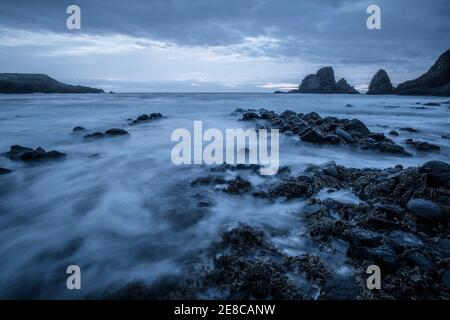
[297, 67, 359, 94]
[396, 49, 450, 96]
[367, 69, 395, 95]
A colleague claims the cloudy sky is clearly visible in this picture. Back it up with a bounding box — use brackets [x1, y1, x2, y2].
[0, 0, 449, 92]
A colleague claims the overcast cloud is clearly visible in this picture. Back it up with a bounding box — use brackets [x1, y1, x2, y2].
[0, 0, 449, 92]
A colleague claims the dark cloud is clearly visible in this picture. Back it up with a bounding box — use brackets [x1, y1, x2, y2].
[0, 0, 449, 90]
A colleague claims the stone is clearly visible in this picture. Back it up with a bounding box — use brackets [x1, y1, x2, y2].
[72, 126, 86, 132]
[421, 160, 450, 188]
[406, 198, 444, 221]
[387, 231, 423, 251]
[104, 128, 129, 136]
[346, 227, 383, 246]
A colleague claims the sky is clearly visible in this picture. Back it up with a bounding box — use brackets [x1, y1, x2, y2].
[0, 0, 449, 92]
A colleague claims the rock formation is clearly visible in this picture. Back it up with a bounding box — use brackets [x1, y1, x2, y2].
[396, 49, 450, 96]
[367, 69, 395, 95]
[297, 67, 359, 94]
[0, 73, 104, 94]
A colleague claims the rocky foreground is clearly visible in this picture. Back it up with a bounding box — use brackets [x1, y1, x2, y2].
[110, 158, 450, 300]
[107, 109, 449, 300]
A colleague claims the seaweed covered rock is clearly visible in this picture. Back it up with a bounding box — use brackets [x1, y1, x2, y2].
[239, 109, 410, 156]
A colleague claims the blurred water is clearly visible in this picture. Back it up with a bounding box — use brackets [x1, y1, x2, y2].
[0, 93, 449, 298]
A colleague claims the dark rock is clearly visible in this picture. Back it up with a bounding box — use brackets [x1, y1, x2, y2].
[346, 227, 383, 246]
[242, 112, 260, 121]
[423, 102, 441, 106]
[346, 119, 370, 135]
[389, 130, 399, 136]
[374, 201, 404, 216]
[83, 132, 104, 140]
[335, 128, 354, 143]
[367, 69, 395, 95]
[399, 127, 419, 133]
[72, 126, 86, 132]
[0, 73, 104, 94]
[421, 160, 450, 188]
[224, 176, 252, 194]
[404, 139, 440, 152]
[299, 127, 327, 143]
[104, 128, 129, 136]
[396, 49, 450, 96]
[0, 167, 12, 175]
[404, 252, 433, 270]
[130, 113, 163, 125]
[387, 231, 423, 251]
[336, 78, 360, 94]
[5, 145, 65, 161]
[406, 198, 444, 221]
[358, 245, 398, 270]
[297, 67, 358, 94]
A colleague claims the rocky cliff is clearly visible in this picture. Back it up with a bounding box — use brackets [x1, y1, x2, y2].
[0, 73, 104, 94]
[396, 49, 450, 96]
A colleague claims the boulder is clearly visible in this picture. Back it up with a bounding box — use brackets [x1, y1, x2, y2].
[367, 69, 395, 95]
[406, 198, 445, 221]
[420, 160, 450, 188]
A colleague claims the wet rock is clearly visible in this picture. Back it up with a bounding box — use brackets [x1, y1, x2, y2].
[404, 139, 440, 152]
[299, 127, 327, 143]
[421, 161, 450, 188]
[130, 112, 163, 125]
[374, 201, 404, 216]
[406, 198, 444, 221]
[72, 126, 86, 132]
[357, 245, 398, 270]
[423, 102, 441, 106]
[83, 132, 104, 140]
[5, 145, 65, 161]
[346, 227, 383, 246]
[238, 109, 408, 156]
[387, 231, 423, 251]
[345, 119, 370, 135]
[242, 112, 260, 121]
[405, 252, 434, 270]
[268, 175, 317, 199]
[0, 167, 12, 175]
[288, 254, 331, 283]
[335, 128, 354, 143]
[389, 130, 399, 136]
[104, 128, 129, 136]
[367, 69, 395, 95]
[399, 127, 419, 133]
[224, 176, 252, 194]
[84, 128, 129, 140]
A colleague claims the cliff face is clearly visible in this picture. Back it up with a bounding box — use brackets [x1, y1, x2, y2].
[367, 69, 395, 95]
[297, 67, 359, 94]
[0, 73, 104, 94]
[396, 49, 450, 96]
